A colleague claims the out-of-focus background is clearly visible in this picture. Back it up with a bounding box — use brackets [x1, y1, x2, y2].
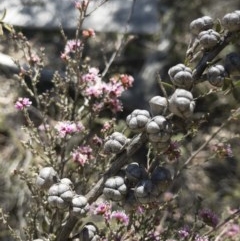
[0, 0, 240, 240]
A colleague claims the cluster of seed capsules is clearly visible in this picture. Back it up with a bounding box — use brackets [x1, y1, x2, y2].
[33, 11, 240, 239]
[189, 11, 240, 86]
[35, 167, 98, 240]
[36, 167, 89, 213]
[101, 89, 190, 208]
[102, 69, 197, 208]
[102, 10, 240, 208]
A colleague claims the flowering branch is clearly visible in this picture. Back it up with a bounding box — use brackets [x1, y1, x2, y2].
[56, 132, 147, 241]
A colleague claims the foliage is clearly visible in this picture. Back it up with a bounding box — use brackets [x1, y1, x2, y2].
[0, 1, 240, 241]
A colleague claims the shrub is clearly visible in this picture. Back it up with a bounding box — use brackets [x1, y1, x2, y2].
[0, 3, 240, 241]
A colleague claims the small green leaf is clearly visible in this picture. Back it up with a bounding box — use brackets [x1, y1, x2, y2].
[232, 86, 240, 102]
[233, 80, 240, 87]
[215, 18, 222, 33]
[161, 81, 174, 90]
[222, 78, 232, 91]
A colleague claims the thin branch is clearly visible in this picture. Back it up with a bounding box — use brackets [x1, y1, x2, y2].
[156, 72, 169, 99]
[101, 0, 137, 77]
[174, 107, 240, 179]
[85, 0, 109, 17]
[205, 208, 240, 237]
[193, 31, 236, 82]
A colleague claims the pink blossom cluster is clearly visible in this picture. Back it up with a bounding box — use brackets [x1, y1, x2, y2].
[94, 202, 112, 220]
[178, 226, 210, 241]
[178, 226, 190, 239]
[119, 74, 134, 89]
[54, 121, 84, 138]
[194, 235, 209, 241]
[110, 210, 129, 226]
[72, 145, 93, 166]
[61, 39, 82, 59]
[81, 68, 134, 113]
[74, 0, 88, 11]
[81, 67, 101, 84]
[93, 202, 129, 226]
[224, 223, 240, 238]
[82, 28, 95, 38]
[15, 97, 32, 110]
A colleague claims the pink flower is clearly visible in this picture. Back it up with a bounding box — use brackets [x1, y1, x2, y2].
[72, 152, 87, 166]
[60, 52, 69, 60]
[92, 102, 104, 113]
[110, 211, 129, 226]
[104, 81, 124, 97]
[15, 97, 32, 110]
[27, 53, 40, 64]
[178, 226, 190, 239]
[74, 1, 82, 9]
[72, 145, 93, 166]
[91, 135, 103, 146]
[64, 39, 82, 55]
[84, 85, 103, 98]
[106, 98, 123, 113]
[74, 0, 88, 10]
[81, 67, 101, 84]
[224, 223, 240, 237]
[94, 202, 112, 216]
[101, 120, 115, 133]
[194, 235, 209, 241]
[119, 74, 134, 89]
[55, 121, 84, 138]
[82, 28, 95, 38]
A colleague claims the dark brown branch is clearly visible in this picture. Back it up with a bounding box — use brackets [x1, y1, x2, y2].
[193, 31, 235, 82]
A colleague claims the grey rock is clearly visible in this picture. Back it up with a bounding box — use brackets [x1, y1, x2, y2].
[1, 0, 160, 34]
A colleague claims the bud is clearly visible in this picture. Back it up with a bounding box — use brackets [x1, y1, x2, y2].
[103, 176, 127, 201]
[48, 179, 74, 209]
[222, 11, 240, 32]
[125, 162, 148, 183]
[72, 195, 89, 216]
[36, 167, 58, 190]
[145, 116, 172, 143]
[103, 132, 129, 154]
[79, 223, 100, 241]
[134, 179, 160, 204]
[169, 89, 195, 118]
[149, 96, 168, 116]
[126, 109, 151, 132]
[190, 16, 214, 35]
[207, 64, 226, 87]
[198, 29, 220, 49]
[168, 64, 193, 90]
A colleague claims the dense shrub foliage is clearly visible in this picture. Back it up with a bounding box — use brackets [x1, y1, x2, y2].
[0, 1, 240, 241]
